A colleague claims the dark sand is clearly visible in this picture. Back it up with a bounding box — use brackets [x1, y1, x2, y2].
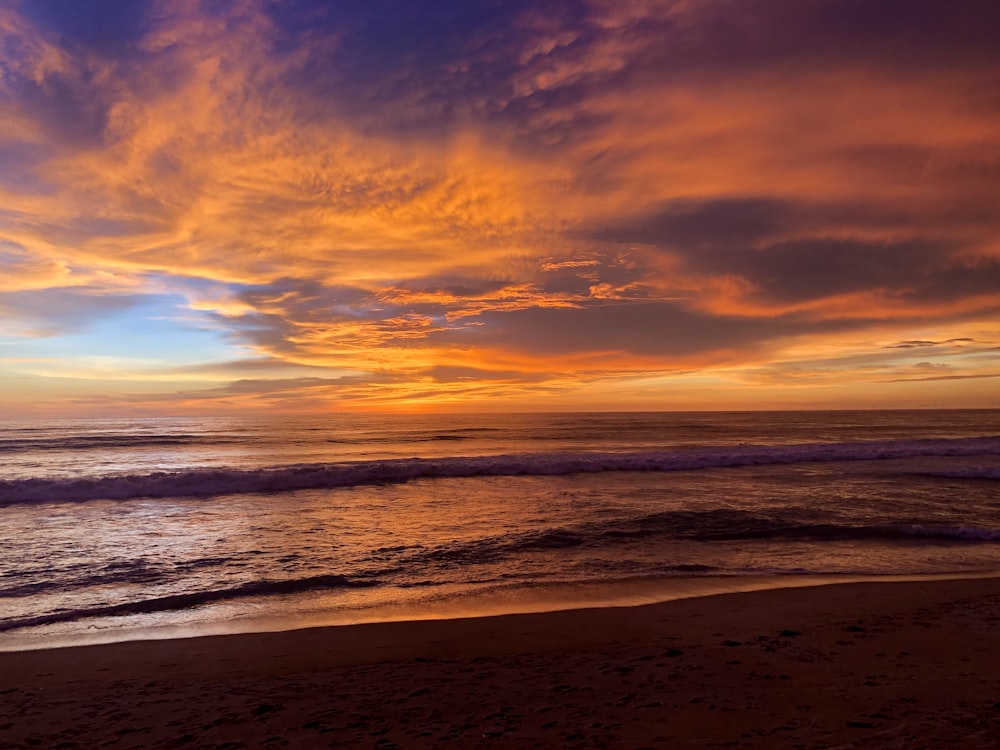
[2, 577, 1000, 748]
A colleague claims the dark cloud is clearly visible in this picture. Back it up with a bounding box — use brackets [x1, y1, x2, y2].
[198, 375, 394, 397]
[634, 0, 1000, 75]
[596, 195, 998, 252]
[904, 261, 1000, 303]
[379, 278, 513, 301]
[595, 199, 788, 248]
[881, 372, 1000, 383]
[428, 301, 852, 358]
[17, 0, 147, 51]
[723, 240, 1000, 305]
[597, 197, 1000, 306]
[72, 373, 405, 405]
[883, 338, 974, 349]
[256, 0, 641, 151]
[707, 238, 945, 303]
[215, 310, 300, 354]
[796, 0, 1000, 67]
[266, 0, 538, 136]
[238, 279, 375, 320]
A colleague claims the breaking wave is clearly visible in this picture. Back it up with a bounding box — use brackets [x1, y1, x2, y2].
[2, 436, 998, 505]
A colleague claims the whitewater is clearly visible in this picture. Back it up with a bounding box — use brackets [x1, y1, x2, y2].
[1, 410, 998, 649]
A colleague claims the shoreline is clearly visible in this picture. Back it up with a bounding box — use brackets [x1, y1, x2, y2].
[4, 576, 1000, 747]
[5, 569, 1000, 653]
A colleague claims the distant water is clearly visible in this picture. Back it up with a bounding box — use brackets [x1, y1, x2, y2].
[1, 410, 998, 649]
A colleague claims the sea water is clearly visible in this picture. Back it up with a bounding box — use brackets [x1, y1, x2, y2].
[1, 410, 998, 649]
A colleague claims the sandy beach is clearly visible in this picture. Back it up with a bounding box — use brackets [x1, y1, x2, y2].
[2, 577, 999, 749]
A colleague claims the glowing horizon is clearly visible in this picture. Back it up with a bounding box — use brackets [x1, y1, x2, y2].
[1, 0, 998, 417]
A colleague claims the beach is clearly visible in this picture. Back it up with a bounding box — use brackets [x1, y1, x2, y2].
[3, 576, 999, 749]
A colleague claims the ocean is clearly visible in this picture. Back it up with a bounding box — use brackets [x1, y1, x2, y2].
[1, 410, 998, 650]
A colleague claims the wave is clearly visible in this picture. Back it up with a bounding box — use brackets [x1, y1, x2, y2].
[0, 574, 375, 633]
[702, 522, 1000, 543]
[0, 434, 231, 453]
[323, 434, 477, 446]
[0, 556, 236, 598]
[2, 436, 998, 505]
[918, 467, 1000, 480]
[370, 509, 1000, 578]
[515, 510, 1000, 546]
[494, 508, 1000, 553]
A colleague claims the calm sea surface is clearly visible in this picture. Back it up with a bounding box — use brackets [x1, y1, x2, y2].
[1, 410, 998, 649]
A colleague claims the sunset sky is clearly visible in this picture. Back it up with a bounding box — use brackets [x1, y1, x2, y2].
[1, 0, 998, 415]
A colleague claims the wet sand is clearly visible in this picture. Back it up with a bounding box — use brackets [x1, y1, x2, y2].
[2, 577, 1000, 748]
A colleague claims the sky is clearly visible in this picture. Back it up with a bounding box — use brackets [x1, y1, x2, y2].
[1, 0, 998, 416]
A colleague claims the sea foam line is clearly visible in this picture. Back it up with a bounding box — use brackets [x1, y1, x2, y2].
[0, 575, 375, 633]
[1, 436, 998, 505]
